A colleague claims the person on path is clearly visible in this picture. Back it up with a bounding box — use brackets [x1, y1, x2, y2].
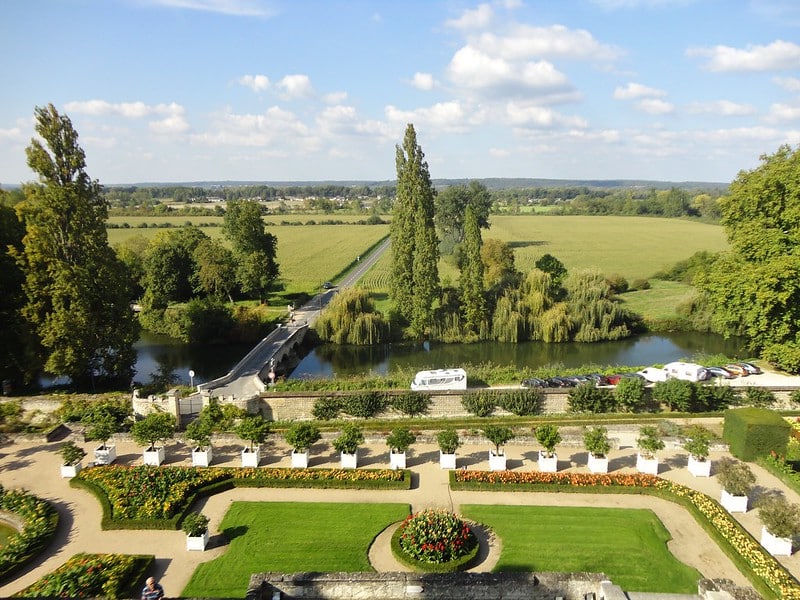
[142, 576, 164, 600]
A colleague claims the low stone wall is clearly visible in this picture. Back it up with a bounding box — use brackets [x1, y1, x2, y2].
[247, 571, 609, 600]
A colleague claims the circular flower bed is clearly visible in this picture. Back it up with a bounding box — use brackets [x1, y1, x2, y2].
[391, 509, 478, 572]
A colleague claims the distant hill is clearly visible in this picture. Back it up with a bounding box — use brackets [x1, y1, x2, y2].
[106, 177, 729, 191]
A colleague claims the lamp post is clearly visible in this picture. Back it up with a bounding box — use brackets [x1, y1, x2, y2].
[189, 369, 195, 390]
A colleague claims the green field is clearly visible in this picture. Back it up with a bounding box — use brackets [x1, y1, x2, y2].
[461, 504, 702, 593]
[619, 280, 698, 320]
[182, 502, 410, 598]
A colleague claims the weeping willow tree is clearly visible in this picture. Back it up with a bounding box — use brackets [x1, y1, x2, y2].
[314, 288, 388, 345]
[564, 270, 633, 342]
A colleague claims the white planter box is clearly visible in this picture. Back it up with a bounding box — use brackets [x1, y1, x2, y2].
[636, 453, 659, 475]
[340, 451, 358, 469]
[192, 447, 213, 467]
[291, 450, 310, 468]
[390, 452, 406, 470]
[488, 451, 507, 471]
[143, 446, 166, 466]
[587, 453, 609, 474]
[60, 462, 82, 478]
[241, 447, 261, 467]
[687, 455, 711, 477]
[440, 452, 457, 470]
[720, 489, 749, 513]
[761, 526, 793, 556]
[186, 530, 210, 551]
[93, 445, 116, 465]
[538, 451, 558, 473]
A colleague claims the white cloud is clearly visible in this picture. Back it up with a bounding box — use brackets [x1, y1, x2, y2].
[687, 40, 800, 72]
[149, 114, 190, 135]
[445, 3, 494, 30]
[277, 74, 314, 99]
[385, 101, 469, 133]
[316, 105, 392, 139]
[489, 147, 511, 157]
[774, 76, 800, 92]
[590, 0, 695, 8]
[766, 102, 800, 122]
[411, 72, 436, 91]
[141, 0, 274, 17]
[685, 100, 756, 116]
[323, 91, 348, 104]
[636, 98, 674, 114]
[504, 101, 588, 129]
[238, 74, 270, 92]
[0, 127, 23, 141]
[193, 106, 319, 151]
[474, 24, 621, 61]
[613, 82, 665, 99]
[447, 46, 571, 97]
[64, 100, 184, 119]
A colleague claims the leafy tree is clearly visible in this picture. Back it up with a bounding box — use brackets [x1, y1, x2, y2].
[131, 411, 176, 450]
[583, 426, 611, 457]
[236, 414, 271, 452]
[142, 227, 209, 308]
[18, 104, 138, 387]
[223, 199, 279, 302]
[436, 428, 461, 454]
[534, 254, 567, 290]
[481, 238, 517, 293]
[568, 383, 617, 413]
[184, 418, 213, 450]
[459, 204, 487, 336]
[716, 457, 755, 496]
[652, 378, 696, 412]
[614, 376, 647, 412]
[386, 427, 417, 454]
[193, 238, 236, 302]
[314, 288, 388, 344]
[390, 124, 439, 337]
[535, 424, 561, 457]
[696, 145, 800, 371]
[435, 181, 491, 249]
[284, 422, 321, 452]
[332, 423, 364, 454]
[682, 425, 712, 459]
[483, 425, 514, 455]
[756, 493, 800, 538]
[636, 425, 664, 458]
[235, 249, 279, 303]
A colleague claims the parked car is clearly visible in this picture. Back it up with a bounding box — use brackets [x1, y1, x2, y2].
[521, 377, 547, 388]
[706, 366, 735, 379]
[606, 374, 623, 386]
[585, 373, 611, 386]
[564, 375, 590, 386]
[322, 281, 334, 289]
[734, 361, 762, 375]
[546, 377, 574, 388]
[724, 363, 749, 377]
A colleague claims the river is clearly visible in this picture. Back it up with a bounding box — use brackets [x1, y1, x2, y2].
[132, 330, 747, 386]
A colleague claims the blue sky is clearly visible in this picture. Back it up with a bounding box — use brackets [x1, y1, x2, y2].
[1, 0, 799, 185]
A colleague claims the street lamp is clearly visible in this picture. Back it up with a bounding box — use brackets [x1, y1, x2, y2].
[189, 369, 195, 390]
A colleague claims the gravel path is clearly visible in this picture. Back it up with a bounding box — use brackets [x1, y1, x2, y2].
[2, 431, 800, 597]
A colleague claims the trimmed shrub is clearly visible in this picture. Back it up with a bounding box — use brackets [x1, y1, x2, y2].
[652, 378, 696, 412]
[461, 391, 496, 417]
[568, 383, 616, 413]
[343, 391, 387, 418]
[496, 389, 543, 416]
[389, 392, 431, 417]
[695, 384, 738, 411]
[724, 408, 790, 461]
[743, 387, 776, 408]
[614, 377, 647, 412]
[312, 396, 342, 420]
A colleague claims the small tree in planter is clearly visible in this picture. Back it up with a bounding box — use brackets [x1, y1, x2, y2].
[756, 493, 800, 555]
[386, 427, 416, 469]
[535, 424, 561, 472]
[683, 425, 712, 477]
[284, 422, 321, 468]
[182, 511, 211, 551]
[716, 457, 756, 512]
[583, 426, 611, 474]
[84, 407, 124, 465]
[483, 425, 515, 471]
[184, 418, 214, 467]
[333, 423, 364, 468]
[131, 411, 176, 466]
[437, 428, 462, 470]
[636, 425, 664, 474]
[58, 442, 87, 478]
[237, 415, 271, 467]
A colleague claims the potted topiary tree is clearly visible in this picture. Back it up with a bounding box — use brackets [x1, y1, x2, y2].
[182, 511, 211, 551]
[386, 426, 416, 469]
[683, 425, 712, 477]
[84, 407, 123, 465]
[184, 418, 213, 467]
[284, 422, 321, 468]
[583, 426, 611, 474]
[437, 428, 462, 470]
[716, 457, 756, 513]
[58, 442, 87, 478]
[636, 425, 664, 475]
[131, 411, 176, 466]
[333, 423, 364, 469]
[483, 425, 515, 471]
[757, 493, 800, 556]
[535, 424, 561, 472]
[237, 415, 270, 467]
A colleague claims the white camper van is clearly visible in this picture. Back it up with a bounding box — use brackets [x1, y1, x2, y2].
[410, 368, 467, 391]
[663, 361, 710, 382]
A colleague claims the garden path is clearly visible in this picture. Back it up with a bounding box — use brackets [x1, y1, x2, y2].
[2, 434, 800, 598]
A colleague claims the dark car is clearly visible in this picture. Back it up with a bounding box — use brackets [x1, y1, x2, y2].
[706, 366, 735, 379]
[734, 361, 762, 375]
[521, 377, 547, 388]
[586, 373, 611, 386]
[546, 376, 575, 388]
[564, 375, 590, 386]
[322, 281, 334, 289]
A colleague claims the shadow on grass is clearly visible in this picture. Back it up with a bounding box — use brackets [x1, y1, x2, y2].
[223, 525, 249, 541]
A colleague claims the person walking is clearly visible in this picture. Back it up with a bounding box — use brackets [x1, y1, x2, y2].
[141, 576, 164, 600]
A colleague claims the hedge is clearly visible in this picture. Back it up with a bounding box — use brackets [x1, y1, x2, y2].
[724, 408, 790, 461]
[0, 488, 59, 583]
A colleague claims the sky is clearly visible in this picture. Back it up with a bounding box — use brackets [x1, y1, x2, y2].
[1, 0, 800, 186]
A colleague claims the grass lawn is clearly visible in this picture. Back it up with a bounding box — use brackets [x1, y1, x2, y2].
[182, 502, 410, 598]
[619, 280, 697, 321]
[461, 504, 702, 594]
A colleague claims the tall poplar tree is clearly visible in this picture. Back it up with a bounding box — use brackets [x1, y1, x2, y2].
[459, 204, 487, 334]
[18, 104, 138, 387]
[391, 124, 439, 336]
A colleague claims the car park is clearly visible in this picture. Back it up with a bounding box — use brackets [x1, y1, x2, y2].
[706, 366, 735, 379]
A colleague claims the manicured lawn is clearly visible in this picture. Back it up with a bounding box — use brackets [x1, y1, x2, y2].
[182, 502, 410, 598]
[461, 504, 702, 594]
[619, 279, 698, 321]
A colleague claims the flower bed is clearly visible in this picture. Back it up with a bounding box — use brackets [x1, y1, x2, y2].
[0, 486, 59, 582]
[16, 553, 153, 598]
[451, 470, 800, 600]
[73, 465, 410, 529]
[391, 509, 479, 573]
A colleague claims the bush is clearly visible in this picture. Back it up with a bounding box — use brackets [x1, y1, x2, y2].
[236, 415, 271, 452]
[437, 429, 461, 454]
[535, 424, 561, 457]
[461, 392, 496, 417]
[605, 273, 629, 293]
[724, 408, 790, 461]
[332, 423, 364, 454]
[682, 425, 712, 459]
[636, 425, 664, 458]
[184, 418, 213, 450]
[652, 378, 696, 412]
[716, 457, 756, 496]
[482, 425, 515, 455]
[386, 427, 417, 454]
[568, 383, 616, 413]
[583, 426, 611, 457]
[312, 396, 342, 420]
[343, 391, 386, 418]
[756, 493, 800, 538]
[284, 422, 321, 452]
[396, 509, 474, 564]
[496, 389, 542, 416]
[743, 387, 776, 408]
[130, 412, 176, 451]
[58, 442, 87, 466]
[181, 511, 210, 536]
[390, 392, 431, 417]
[614, 377, 647, 412]
[695, 384, 738, 411]
[631, 278, 651, 291]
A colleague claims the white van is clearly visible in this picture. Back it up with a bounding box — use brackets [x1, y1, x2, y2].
[663, 361, 710, 382]
[410, 368, 467, 391]
[637, 367, 668, 383]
